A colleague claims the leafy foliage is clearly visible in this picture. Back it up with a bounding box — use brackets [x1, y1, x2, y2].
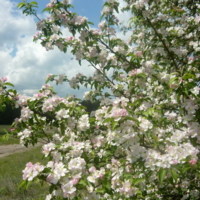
[0, 0, 199, 199]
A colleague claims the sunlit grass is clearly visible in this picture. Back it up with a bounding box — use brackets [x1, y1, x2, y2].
[0, 147, 49, 200]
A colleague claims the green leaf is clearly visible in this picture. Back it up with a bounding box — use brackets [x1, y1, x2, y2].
[168, 76, 178, 86]
[17, 2, 26, 9]
[88, 21, 94, 25]
[143, 107, 155, 117]
[170, 72, 180, 76]
[49, 184, 55, 193]
[170, 168, 178, 182]
[182, 73, 196, 80]
[133, 178, 145, 185]
[4, 82, 14, 87]
[0, 104, 6, 112]
[42, 28, 48, 37]
[94, 156, 99, 165]
[78, 179, 88, 186]
[158, 168, 166, 185]
[7, 88, 17, 95]
[114, 5, 119, 13]
[122, 116, 139, 124]
[111, 120, 118, 131]
[103, 118, 113, 123]
[75, 107, 83, 114]
[183, 87, 189, 96]
[60, 123, 65, 135]
[22, 8, 28, 14]
[123, 173, 133, 179]
[42, 168, 51, 174]
[182, 166, 191, 173]
[3, 128, 9, 134]
[19, 180, 28, 189]
[89, 117, 96, 123]
[25, 181, 31, 190]
[177, 93, 181, 104]
[136, 73, 146, 79]
[30, 1, 38, 5]
[42, 7, 50, 12]
[96, 188, 105, 194]
[1, 132, 10, 141]
[19, 180, 30, 190]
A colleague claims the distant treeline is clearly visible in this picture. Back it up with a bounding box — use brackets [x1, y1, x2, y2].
[0, 100, 100, 125]
[81, 100, 100, 113]
[0, 104, 21, 125]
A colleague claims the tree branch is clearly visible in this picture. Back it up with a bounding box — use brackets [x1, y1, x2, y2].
[144, 16, 179, 71]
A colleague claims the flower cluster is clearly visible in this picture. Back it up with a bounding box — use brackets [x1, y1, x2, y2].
[5, 0, 200, 199]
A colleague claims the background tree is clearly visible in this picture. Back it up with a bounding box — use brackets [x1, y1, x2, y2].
[0, 104, 20, 125]
[80, 100, 100, 114]
[0, 0, 199, 199]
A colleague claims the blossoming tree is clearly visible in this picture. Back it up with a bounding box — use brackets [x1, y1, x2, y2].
[1, 0, 200, 199]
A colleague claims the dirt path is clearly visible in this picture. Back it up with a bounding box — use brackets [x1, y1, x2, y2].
[0, 143, 42, 158]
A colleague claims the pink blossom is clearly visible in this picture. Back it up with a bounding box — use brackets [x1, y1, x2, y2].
[119, 180, 134, 197]
[89, 166, 96, 173]
[46, 173, 58, 184]
[46, 74, 53, 80]
[22, 162, 44, 181]
[62, 181, 76, 197]
[136, 51, 142, 57]
[92, 135, 104, 147]
[111, 158, 119, 165]
[26, 162, 34, 168]
[42, 84, 51, 89]
[91, 29, 101, 35]
[42, 142, 56, 157]
[1, 77, 7, 82]
[129, 69, 138, 76]
[98, 20, 106, 29]
[73, 15, 87, 25]
[170, 84, 179, 90]
[46, 3, 54, 8]
[66, 36, 75, 41]
[172, 160, 178, 165]
[189, 159, 197, 165]
[72, 178, 79, 185]
[111, 108, 128, 119]
[99, 174, 104, 178]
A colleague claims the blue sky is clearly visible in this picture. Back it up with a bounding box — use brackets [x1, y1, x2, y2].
[0, 0, 130, 99]
[14, 0, 103, 25]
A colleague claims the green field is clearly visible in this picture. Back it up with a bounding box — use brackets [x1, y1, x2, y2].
[0, 125, 19, 145]
[0, 125, 10, 134]
[0, 147, 49, 200]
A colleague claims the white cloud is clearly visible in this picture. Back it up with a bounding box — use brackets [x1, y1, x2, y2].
[0, 0, 35, 47]
[0, 0, 94, 99]
[115, 0, 132, 25]
[100, 0, 133, 42]
[0, 0, 132, 99]
[101, 0, 132, 26]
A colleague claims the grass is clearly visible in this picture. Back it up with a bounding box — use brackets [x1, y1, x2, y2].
[0, 146, 49, 200]
[0, 125, 19, 145]
[0, 125, 10, 134]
